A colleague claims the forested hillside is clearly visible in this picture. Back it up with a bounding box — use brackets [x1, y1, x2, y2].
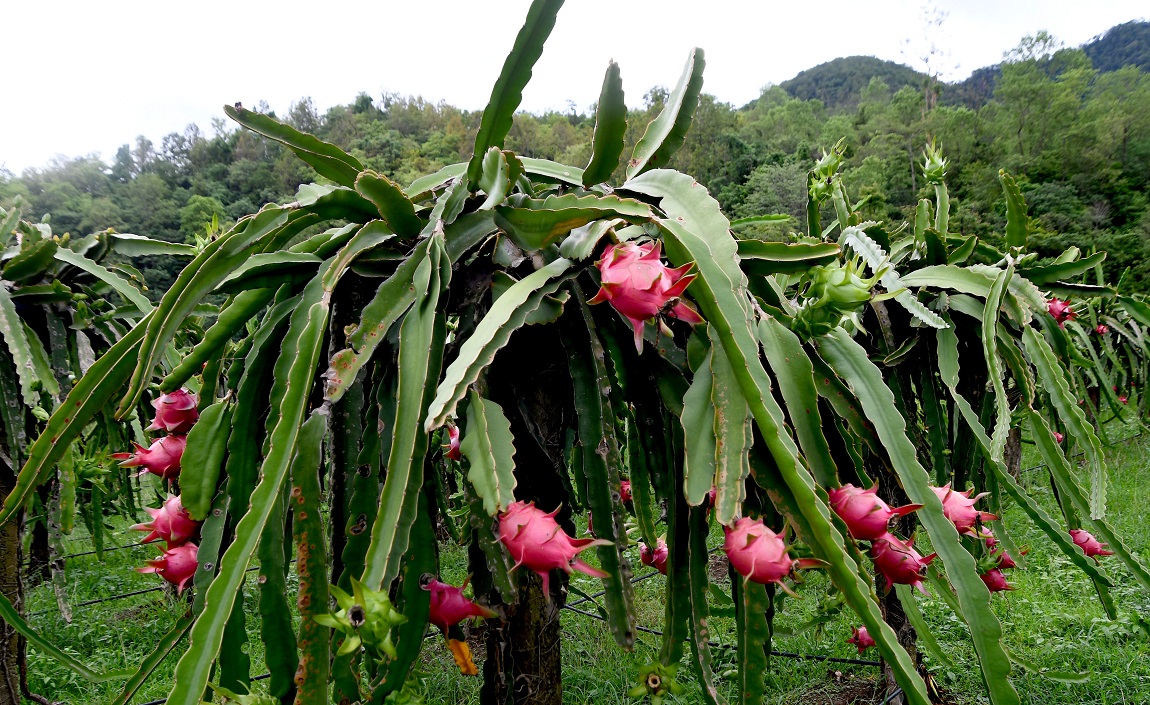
[2, 24, 1149, 292]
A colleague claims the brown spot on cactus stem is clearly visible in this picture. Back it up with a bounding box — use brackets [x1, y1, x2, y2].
[298, 595, 311, 609]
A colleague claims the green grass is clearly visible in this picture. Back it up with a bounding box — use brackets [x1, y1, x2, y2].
[20, 430, 1150, 704]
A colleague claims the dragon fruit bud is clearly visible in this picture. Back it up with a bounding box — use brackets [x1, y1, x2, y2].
[423, 576, 497, 633]
[112, 434, 187, 480]
[1054, 432, 1064, 444]
[499, 501, 611, 596]
[131, 495, 200, 546]
[828, 484, 922, 541]
[138, 542, 198, 593]
[588, 241, 704, 351]
[723, 517, 823, 596]
[846, 626, 876, 653]
[145, 389, 199, 434]
[639, 537, 669, 575]
[1119, 395, 1129, 404]
[1069, 529, 1114, 561]
[619, 480, 632, 503]
[870, 534, 936, 594]
[1047, 297, 1076, 328]
[931, 484, 998, 536]
[444, 424, 461, 461]
[980, 568, 1014, 593]
[1096, 324, 1109, 335]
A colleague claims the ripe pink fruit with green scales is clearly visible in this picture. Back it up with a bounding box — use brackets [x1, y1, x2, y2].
[723, 517, 824, 595]
[423, 576, 497, 633]
[131, 495, 200, 546]
[138, 542, 199, 593]
[980, 568, 1014, 593]
[827, 483, 921, 541]
[640, 537, 668, 575]
[146, 389, 199, 434]
[1047, 297, 1076, 328]
[499, 501, 610, 595]
[931, 484, 998, 536]
[846, 626, 875, 653]
[870, 533, 935, 594]
[1069, 529, 1114, 561]
[112, 434, 187, 480]
[589, 241, 703, 351]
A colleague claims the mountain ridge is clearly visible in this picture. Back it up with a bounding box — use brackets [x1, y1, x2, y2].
[775, 19, 1150, 110]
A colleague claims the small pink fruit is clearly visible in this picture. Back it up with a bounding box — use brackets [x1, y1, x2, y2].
[983, 531, 1023, 570]
[424, 577, 497, 633]
[639, 537, 669, 575]
[1069, 529, 1114, 561]
[846, 626, 875, 653]
[979, 568, 1014, 593]
[828, 484, 922, 541]
[931, 484, 997, 536]
[1054, 432, 1064, 444]
[589, 241, 704, 351]
[499, 501, 611, 595]
[138, 542, 198, 593]
[619, 480, 632, 503]
[131, 495, 200, 547]
[1096, 324, 1109, 335]
[870, 534, 935, 594]
[113, 435, 188, 480]
[1047, 298, 1076, 328]
[444, 424, 461, 461]
[1119, 395, 1129, 404]
[145, 389, 199, 434]
[723, 517, 823, 596]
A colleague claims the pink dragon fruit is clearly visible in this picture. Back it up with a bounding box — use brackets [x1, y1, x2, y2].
[589, 241, 704, 351]
[619, 480, 632, 503]
[846, 626, 876, 653]
[931, 484, 997, 536]
[1069, 529, 1114, 561]
[131, 495, 200, 547]
[639, 537, 669, 575]
[983, 531, 1024, 570]
[1096, 324, 1109, 335]
[870, 534, 936, 594]
[444, 424, 461, 461]
[723, 517, 823, 596]
[828, 484, 922, 541]
[979, 568, 1014, 593]
[1047, 298, 1076, 328]
[145, 389, 199, 434]
[1119, 395, 1129, 404]
[113, 434, 188, 480]
[1054, 432, 1064, 444]
[138, 542, 198, 593]
[424, 577, 497, 633]
[499, 501, 611, 595]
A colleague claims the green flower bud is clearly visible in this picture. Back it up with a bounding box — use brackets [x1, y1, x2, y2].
[315, 578, 407, 661]
[921, 144, 948, 185]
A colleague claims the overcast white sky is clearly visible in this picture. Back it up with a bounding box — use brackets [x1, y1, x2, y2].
[2, 0, 1145, 173]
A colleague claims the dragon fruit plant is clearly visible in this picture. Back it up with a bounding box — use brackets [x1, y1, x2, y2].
[5, 3, 1150, 705]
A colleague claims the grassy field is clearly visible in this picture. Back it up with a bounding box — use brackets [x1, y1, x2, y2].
[19, 429, 1150, 704]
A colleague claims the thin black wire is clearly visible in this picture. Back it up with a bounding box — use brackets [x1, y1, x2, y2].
[880, 685, 904, 705]
[27, 565, 265, 617]
[560, 601, 882, 667]
[1019, 429, 1142, 474]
